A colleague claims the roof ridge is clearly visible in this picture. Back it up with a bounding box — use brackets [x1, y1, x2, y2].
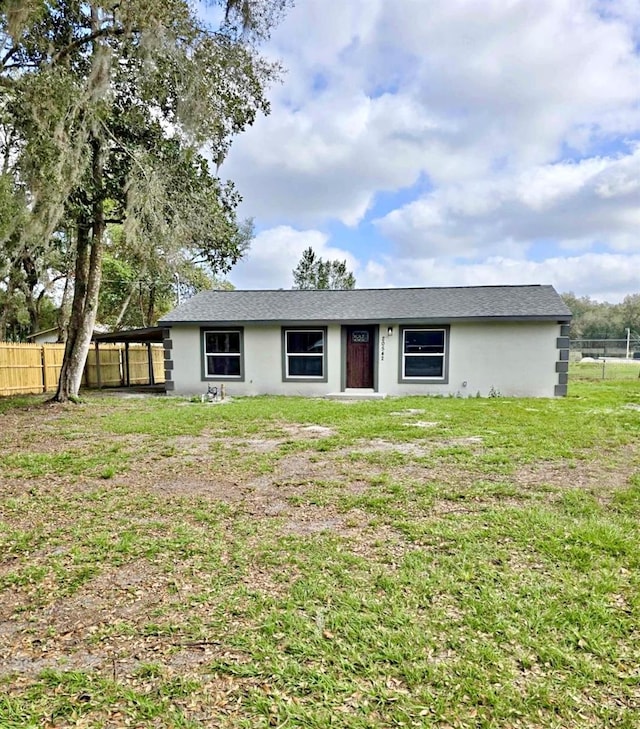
[209, 284, 550, 293]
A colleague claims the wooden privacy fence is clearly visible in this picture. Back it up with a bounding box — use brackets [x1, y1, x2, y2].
[0, 343, 57, 396]
[0, 342, 165, 396]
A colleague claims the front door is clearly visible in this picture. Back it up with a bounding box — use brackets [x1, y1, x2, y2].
[346, 326, 374, 388]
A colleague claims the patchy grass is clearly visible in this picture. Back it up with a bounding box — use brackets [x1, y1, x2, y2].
[0, 393, 48, 414]
[1, 381, 639, 727]
[570, 360, 640, 381]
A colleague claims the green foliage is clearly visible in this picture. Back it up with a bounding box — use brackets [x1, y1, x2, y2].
[0, 1, 285, 370]
[292, 246, 356, 290]
[562, 291, 640, 339]
[0, 173, 27, 245]
[0, 0, 280, 252]
[98, 231, 238, 328]
[0, 169, 63, 339]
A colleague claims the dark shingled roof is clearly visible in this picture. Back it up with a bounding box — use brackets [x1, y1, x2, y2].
[159, 285, 571, 325]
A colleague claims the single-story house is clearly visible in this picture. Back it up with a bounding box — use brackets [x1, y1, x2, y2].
[26, 327, 60, 344]
[158, 285, 572, 398]
[26, 324, 111, 345]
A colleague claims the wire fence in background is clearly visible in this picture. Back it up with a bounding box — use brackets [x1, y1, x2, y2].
[570, 336, 640, 381]
[570, 360, 640, 381]
[571, 337, 640, 360]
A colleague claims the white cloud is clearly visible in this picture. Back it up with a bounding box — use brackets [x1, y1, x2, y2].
[224, 0, 640, 227]
[230, 226, 357, 289]
[224, 90, 437, 226]
[357, 252, 640, 303]
[219, 0, 640, 301]
[376, 146, 640, 258]
[231, 225, 639, 302]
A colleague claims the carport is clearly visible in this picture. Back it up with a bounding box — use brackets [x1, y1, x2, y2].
[91, 326, 166, 391]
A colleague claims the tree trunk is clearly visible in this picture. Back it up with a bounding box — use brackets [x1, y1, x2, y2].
[113, 282, 137, 330]
[57, 266, 74, 342]
[54, 133, 105, 402]
[21, 249, 41, 334]
[0, 281, 12, 340]
[114, 261, 145, 330]
[146, 284, 156, 327]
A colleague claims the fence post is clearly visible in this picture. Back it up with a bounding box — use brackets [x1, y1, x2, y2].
[40, 346, 47, 393]
[146, 342, 155, 385]
[124, 343, 130, 386]
[95, 342, 102, 389]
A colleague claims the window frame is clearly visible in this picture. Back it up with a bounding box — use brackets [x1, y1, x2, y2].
[281, 327, 328, 382]
[398, 325, 450, 383]
[200, 327, 244, 381]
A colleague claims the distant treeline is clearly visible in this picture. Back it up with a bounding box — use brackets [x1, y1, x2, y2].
[561, 293, 640, 339]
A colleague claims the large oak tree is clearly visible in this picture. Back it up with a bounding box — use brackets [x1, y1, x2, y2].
[0, 0, 288, 400]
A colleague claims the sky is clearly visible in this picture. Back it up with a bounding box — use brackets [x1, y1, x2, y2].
[211, 0, 640, 302]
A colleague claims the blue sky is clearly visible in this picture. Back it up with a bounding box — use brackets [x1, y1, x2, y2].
[209, 0, 640, 301]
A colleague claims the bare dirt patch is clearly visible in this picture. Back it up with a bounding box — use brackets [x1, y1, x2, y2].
[241, 453, 345, 518]
[342, 436, 483, 458]
[513, 455, 637, 495]
[440, 436, 484, 446]
[403, 420, 439, 428]
[390, 409, 426, 416]
[281, 424, 336, 438]
[282, 515, 346, 535]
[347, 438, 432, 457]
[1, 561, 175, 674]
[236, 437, 284, 452]
[152, 476, 247, 501]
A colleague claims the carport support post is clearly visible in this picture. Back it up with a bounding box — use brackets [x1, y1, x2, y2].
[95, 341, 102, 388]
[41, 347, 48, 393]
[146, 342, 155, 385]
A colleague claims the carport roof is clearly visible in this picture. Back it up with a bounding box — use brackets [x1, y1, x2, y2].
[92, 326, 165, 344]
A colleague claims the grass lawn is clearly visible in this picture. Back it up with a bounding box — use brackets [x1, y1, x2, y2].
[570, 360, 640, 382]
[1, 380, 639, 728]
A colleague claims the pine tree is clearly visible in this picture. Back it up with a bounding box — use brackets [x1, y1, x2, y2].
[292, 247, 356, 290]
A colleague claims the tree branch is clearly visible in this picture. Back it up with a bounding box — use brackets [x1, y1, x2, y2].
[1, 26, 129, 75]
[2, 62, 39, 70]
[51, 25, 128, 65]
[1, 44, 18, 67]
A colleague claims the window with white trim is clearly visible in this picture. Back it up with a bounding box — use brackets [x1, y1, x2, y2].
[402, 328, 446, 379]
[284, 329, 325, 379]
[203, 330, 242, 378]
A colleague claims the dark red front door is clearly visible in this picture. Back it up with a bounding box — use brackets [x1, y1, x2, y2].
[346, 327, 374, 388]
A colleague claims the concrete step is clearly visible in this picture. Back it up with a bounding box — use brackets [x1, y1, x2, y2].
[324, 389, 387, 400]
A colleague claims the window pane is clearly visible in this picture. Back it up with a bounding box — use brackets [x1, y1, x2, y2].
[404, 330, 444, 354]
[288, 355, 323, 377]
[206, 332, 240, 354]
[207, 355, 241, 376]
[404, 356, 443, 378]
[287, 331, 324, 354]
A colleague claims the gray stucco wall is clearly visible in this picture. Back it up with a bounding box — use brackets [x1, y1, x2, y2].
[167, 320, 563, 398]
